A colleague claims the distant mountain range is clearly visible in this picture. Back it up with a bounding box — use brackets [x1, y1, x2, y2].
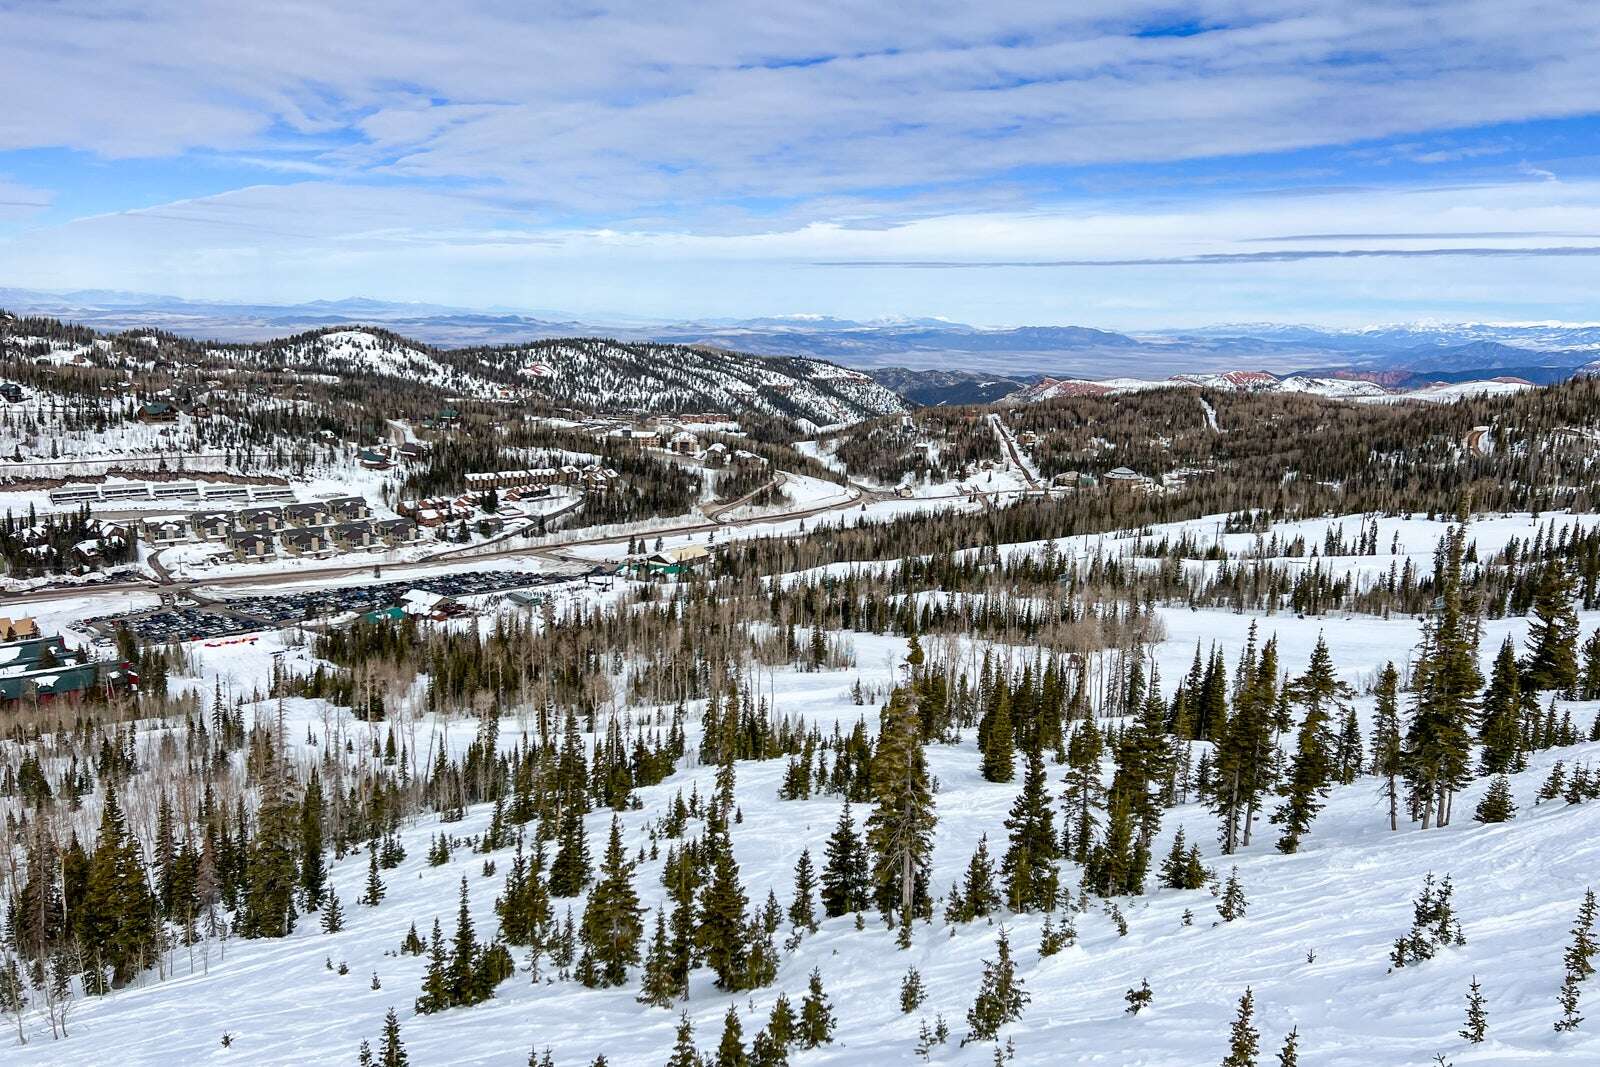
[4, 286, 1597, 405]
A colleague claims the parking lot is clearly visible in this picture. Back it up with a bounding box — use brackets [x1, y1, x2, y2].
[85, 569, 587, 643]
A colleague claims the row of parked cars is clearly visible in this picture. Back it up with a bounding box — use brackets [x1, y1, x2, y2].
[89, 570, 573, 642]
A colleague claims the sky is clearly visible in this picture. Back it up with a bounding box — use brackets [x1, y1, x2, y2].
[3, 1, 1600, 329]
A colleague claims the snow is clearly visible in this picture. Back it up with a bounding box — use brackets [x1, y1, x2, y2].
[6, 502, 1600, 1065]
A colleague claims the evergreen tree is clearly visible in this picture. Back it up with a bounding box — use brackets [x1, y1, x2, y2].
[359, 842, 386, 906]
[697, 826, 751, 990]
[766, 992, 797, 1047]
[1002, 749, 1060, 913]
[665, 1011, 700, 1067]
[1478, 639, 1523, 775]
[1555, 888, 1597, 1032]
[1217, 868, 1248, 922]
[1061, 716, 1106, 865]
[1524, 559, 1580, 695]
[549, 805, 592, 897]
[981, 686, 1015, 783]
[379, 1008, 409, 1067]
[798, 968, 836, 1049]
[963, 927, 1028, 1045]
[1221, 987, 1259, 1067]
[638, 909, 677, 1008]
[715, 1004, 747, 1067]
[1473, 776, 1516, 823]
[1370, 663, 1403, 832]
[1124, 978, 1153, 1015]
[951, 834, 1001, 921]
[787, 849, 818, 934]
[901, 966, 926, 1013]
[820, 803, 870, 918]
[1460, 976, 1487, 1043]
[82, 786, 160, 989]
[581, 817, 645, 988]
[321, 886, 345, 933]
[1272, 636, 1348, 854]
[1275, 1026, 1299, 1067]
[300, 766, 327, 908]
[866, 688, 936, 924]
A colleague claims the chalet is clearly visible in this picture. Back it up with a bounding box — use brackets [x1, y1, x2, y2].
[235, 507, 283, 532]
[0, 617, 41, 641]
[279, 526, 332, 558]
[228, 531, 275, 563]
[702, 442, 729, 468]
[669, 430, 698, 454]
[374, 518, 420, 546]
[358, 448, 392, 471]
[731, 449, 767, 471]
[398, 441, 428, 461]
[136, 400, 179, 422]
[326, 495, 370, 521]
[400, 589, 456, 619]
[1052, 472, 1099, 491]
[282, 502, 330, 527]
[330, 521, 375, 550]
[139, 515, 189, 546]
[194, 512, 233, 541]
[436, 408, 460, 425]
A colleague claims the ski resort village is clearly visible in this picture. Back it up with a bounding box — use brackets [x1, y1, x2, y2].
[0, 313, 1595, 1067]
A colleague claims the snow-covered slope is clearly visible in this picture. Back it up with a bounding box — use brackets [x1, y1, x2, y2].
[1002, 370, 1405, 405]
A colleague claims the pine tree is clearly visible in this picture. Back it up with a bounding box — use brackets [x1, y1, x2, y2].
[1217, 867, 1247, 922]
[320, 885, 345, 933]
[820, 803, 870, 918]
[901, 966, 926, 1013]
[549, 804, 592, 897]
[715, 1003, 748, 1067]
[1370, 663, 1404, 832]
[1221, 987, 1259, 1067]
[1524, 559, 1580, 695]
[1275, 1026, 1299, 1066]
[416, 919, 449, 1014]
[359, 842, 386, 906]
[963, 927, 1028, 1045]
[1001, 749, 1059, 913]
[697, 823, 751, 990]
[638, 909, 677, 1008]
[1473, 776, 1516, 823]
[1272, 636, 1347, 853]
[581, 817, 645, 988]
[1478, 638, 1523, 774]
[766, 992, 797, 1047]
[981, 686, 1015, 783]
[665, 1011, 700, 1067]
[867, 687, 936, 924]
[1403, 519, 1483, 830]
[82, 786, 160, 989]
[1124, 978, 1153, 1015]
[244, 705, 301, 938]
[952, 834, 1001, 922]
[798, 968, 836, 1049]
[300, 766, 327, 908]
[379, 1007, 409, 1067]
[1555, 888, 1597, 1032]
[787, 849, 818, 934]
[1460, 976, 1487, 1043]
[1061, 716, 1105, 865]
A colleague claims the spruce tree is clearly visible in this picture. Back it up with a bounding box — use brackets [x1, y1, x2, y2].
[901, 966, 926, 1013]
[1555, 888, 1597, 1032]
[787, 849, 818, 934]
[82, 786, 160, 989]
[1460, 976, 1487, 1043]
[549, 805, 591, 897]
[963, 927, 1028, 1045]
[1272, 636, 1347, 854]
[981, 687, 1015, 783]
[1370, 663, 1403, 832]
[1002, 749, 1060, 913]
[1124, 978, 1153, 1015]
[1275, 1025, 1299, 1066]
[1524, 559, 1580, 695]
[867, 687, 937, 925]
[300, 766, 327, 908]
[820, 802, 870, 918]
[638, 909, 677, 1007]
[697, 824, 751, 990]
[581, 817, 645, 988]
[1217, 867, 1247, 922]
[379, 1007, 409, 1067]
[665, 1011, 700, 1067]
[1221, 987, 1259, 1067]
[320, 886, 345, 933]
[1473, 776, 1516, 823]
[360, 842, 386, 906]
[798, 968, 836, 1048]
[244, 705, 300, 938]
[715, 1003, 747, 1067]
[767, 992, 797, 1047]
[1478, 639, 1523, 774]
[954, 834, 1001, 921]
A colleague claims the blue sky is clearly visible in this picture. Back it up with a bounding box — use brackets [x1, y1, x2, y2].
[4, 1, 1600, 328]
